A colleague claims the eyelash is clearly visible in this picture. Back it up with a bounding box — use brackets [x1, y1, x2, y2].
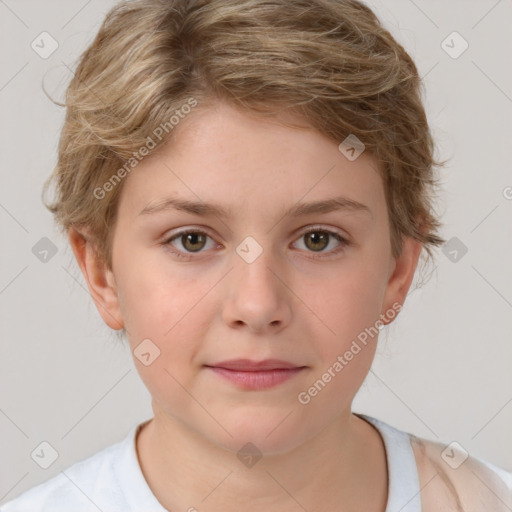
[162, 226, 350, 261]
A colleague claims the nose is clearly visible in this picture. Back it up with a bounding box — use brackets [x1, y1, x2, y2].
[221, 248, 292, 335]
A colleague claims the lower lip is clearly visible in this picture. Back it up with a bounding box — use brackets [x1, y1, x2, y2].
[206, 367, 305, 390]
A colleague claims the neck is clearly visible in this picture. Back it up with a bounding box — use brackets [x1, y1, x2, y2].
[136, 406, 388, 512]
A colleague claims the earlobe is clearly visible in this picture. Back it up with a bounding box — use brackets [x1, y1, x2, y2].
[380, 237, 423, 324]
[68, 227, 124, 330]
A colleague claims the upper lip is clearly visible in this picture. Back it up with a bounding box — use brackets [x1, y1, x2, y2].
[206, 359, 304, 371]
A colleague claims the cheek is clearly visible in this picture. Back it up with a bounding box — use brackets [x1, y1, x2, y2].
[117, 267, 211, 415]
[316, 264, 389, 349]
[297, 270, 386, 415]
[115, 253, 216, 372]
[115, 249, 199, 335]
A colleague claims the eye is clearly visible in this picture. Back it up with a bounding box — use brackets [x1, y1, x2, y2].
[292, 227, 349, 258]
[162, 226, 350, 261]
[164, 229, 217, 259]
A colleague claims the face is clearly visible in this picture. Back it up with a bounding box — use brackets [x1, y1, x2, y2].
[76, 101, 419, 455]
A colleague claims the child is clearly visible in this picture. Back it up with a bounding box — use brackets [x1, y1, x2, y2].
[2, 0, 511, 510]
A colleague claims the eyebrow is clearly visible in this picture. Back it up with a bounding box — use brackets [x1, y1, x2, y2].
[138, 195, 372, 219]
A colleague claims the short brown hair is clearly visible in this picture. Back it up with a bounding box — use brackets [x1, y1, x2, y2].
[43, 0, 445, 271]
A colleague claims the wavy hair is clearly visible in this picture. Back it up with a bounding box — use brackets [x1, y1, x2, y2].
[43, 0, 445, 272]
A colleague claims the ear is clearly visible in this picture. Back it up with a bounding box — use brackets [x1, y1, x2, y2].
[380, 236, 423, 325]
[68, 227, 124, 330]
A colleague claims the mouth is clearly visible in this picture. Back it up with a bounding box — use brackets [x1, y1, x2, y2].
[204, 359, 307, 390]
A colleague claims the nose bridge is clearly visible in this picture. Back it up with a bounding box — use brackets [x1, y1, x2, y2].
[222, 233, 291, 333]
[233, 234, 282, 299]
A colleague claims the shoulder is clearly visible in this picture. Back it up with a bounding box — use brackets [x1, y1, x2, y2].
[409, 434, 512, 511]
[0, 435, 128, 512]
[358, 413, 512, 511]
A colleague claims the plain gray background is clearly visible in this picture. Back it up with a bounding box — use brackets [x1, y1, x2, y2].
[1, 0, 511, 504]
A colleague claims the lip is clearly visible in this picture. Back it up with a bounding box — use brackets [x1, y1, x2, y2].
[204, 359, 307, 390]
[207, 359, 302, 371]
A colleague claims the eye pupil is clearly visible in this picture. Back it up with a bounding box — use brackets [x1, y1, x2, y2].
[305, 231, 329, 251]
[183, 233, 206, 252]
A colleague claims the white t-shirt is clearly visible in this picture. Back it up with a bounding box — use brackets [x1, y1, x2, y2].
[1, 413, 510, 511]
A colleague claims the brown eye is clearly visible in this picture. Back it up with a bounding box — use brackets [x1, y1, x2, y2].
[293, 227, 348, 258]
[165, 230, 216, 259]
[303, 231, 330, 252]
[181, 232, 207, 252]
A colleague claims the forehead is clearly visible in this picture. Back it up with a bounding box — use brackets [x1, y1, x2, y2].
[117, 102, 385, 220]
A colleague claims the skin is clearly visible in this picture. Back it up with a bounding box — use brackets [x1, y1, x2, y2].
[69, 100, 422, 512]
